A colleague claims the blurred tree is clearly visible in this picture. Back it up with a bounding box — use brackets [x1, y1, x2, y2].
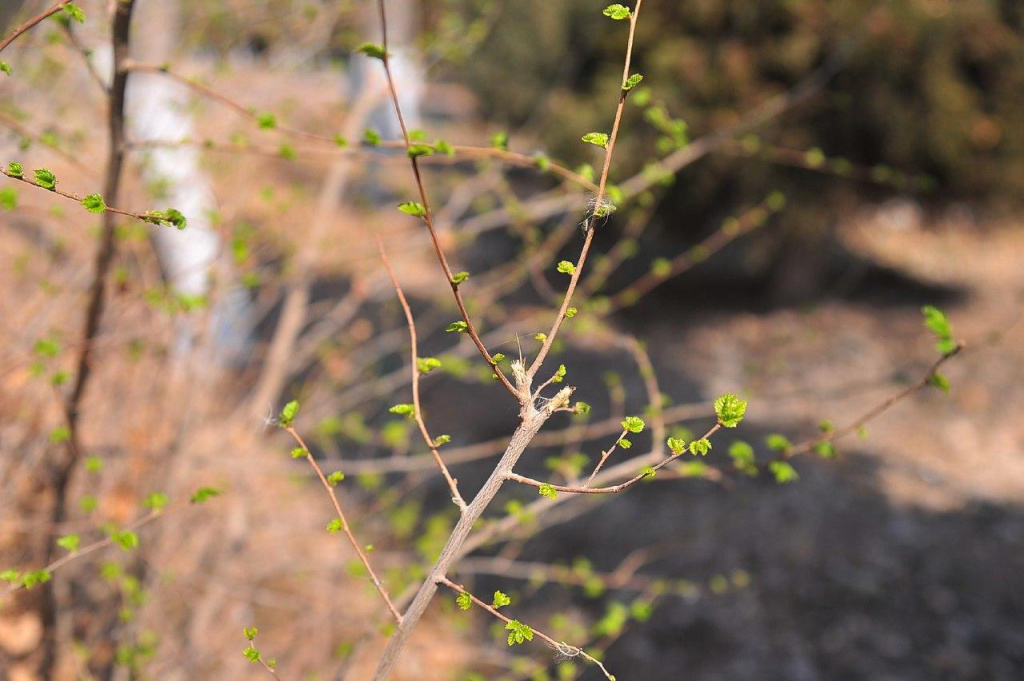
[434, 0, 1023, 300]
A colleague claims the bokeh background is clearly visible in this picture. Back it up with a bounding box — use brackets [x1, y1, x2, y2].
[1, 1, 1023, 679]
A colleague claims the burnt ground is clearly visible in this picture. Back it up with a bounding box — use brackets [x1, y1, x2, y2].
[497, 217, 1024, 680]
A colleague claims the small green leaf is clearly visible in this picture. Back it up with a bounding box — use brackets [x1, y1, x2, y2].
[565, 307, 578, 318]
[256, 112, 276, 129]
[534, 332, 547, 342]
[688, 438, 712, 456]
[166, 208, 187, 230]
[417, 357, 442, 374]
[556, 260, 576, 275]
[21, 570, 52, 589]
[34, 336, 60, 357]
[667, 437, 687, 455]
[144, 208, 188, 230]
[278, 143, 297, 160]
[640, 465, 657, 479]
[388, 403, 415, 417]
[112, 530, 139, 551]
[922, 305, 957, 355]
[574, 401, 591, 415]
[327, 471, 345, 486]
[623, 73, 644, 91]
[929, 371, 951, 393]
[407, 144, 434, 159]
[326, 518, 343, 533]
[581, 132, 610, 148]
[85, 456, 103, 473]
[552, 364, 567, 383]
[505, 620, 534, 646]
[7, 161, 23, 178]
[81, 193, 106, 213]
[492, 591, 511, 609]
[279, 400, 299, 427]
[619, 438, 632, 448]
[143, 492, 168, 512]
[765, 433, 792, 453]
[621, 416, 645, 433]
[190, 487, 221, 503]
[922, 306, 951, 337]
[538, 483, 558, 499]
[243, 647, 261, 663]
[356, 43, 388, 60]
[490, 131, 508, 150]
[728, 441, 758, 475]
[397, 201, 427, 218]
[433, 434, 451, 447]
[0, 569, 20, 583]
[456, 592, 472, 610]
[63, 3, 86, 23]
[57, 534, 80, 552]
[805, 147, 826, 168]
[0, 61, 11, 76]
[0, 187, 16, 210]
[446, 321, 468, 333]
[714, 393, 747, 428]
[363, 129, 382, 146]
[814, 442, 837, 459]
[603, 4, 632, 20]
[333, 134, 348, 148]
[33, 168, 57, 190]
[450, 271, 470, 285]
[491, 353, 506, 363]
[244, 627, 258, 641]
[290, 447, 305, 459]
[769, 460, 799, 484]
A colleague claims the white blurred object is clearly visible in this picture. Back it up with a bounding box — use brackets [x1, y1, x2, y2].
[90, 0, 255, 365]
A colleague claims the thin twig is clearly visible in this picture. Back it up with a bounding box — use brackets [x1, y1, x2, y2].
[437, 576, 615, 681]
[122, 61, 597, 191]
[0, 166, 183, 227]
[335, 399, 711, 476]
[528, 0, 644, 380]
[375, 234, 467, 509]
[284, 426, 403, 623]
[606, 194, 784, 312]
[374, 0, 518, 400]
[2, 509, 164, 598]
[245, 79, 383, 414]
[469, 345, 966, 556]
[61, 23, 108, 94]
[585, 429, 629, 488]
[0, 111, 91, 173]
[508, 423, 723, 496]
[0, 0, 72, 54]
[780, 343, 965, 461]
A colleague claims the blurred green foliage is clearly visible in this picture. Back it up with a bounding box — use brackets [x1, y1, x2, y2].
[449, 0, 1024, 207]
[44, 0, 1015, 211]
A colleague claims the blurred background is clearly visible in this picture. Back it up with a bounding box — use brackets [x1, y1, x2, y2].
[1, 1, 1023, 679]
